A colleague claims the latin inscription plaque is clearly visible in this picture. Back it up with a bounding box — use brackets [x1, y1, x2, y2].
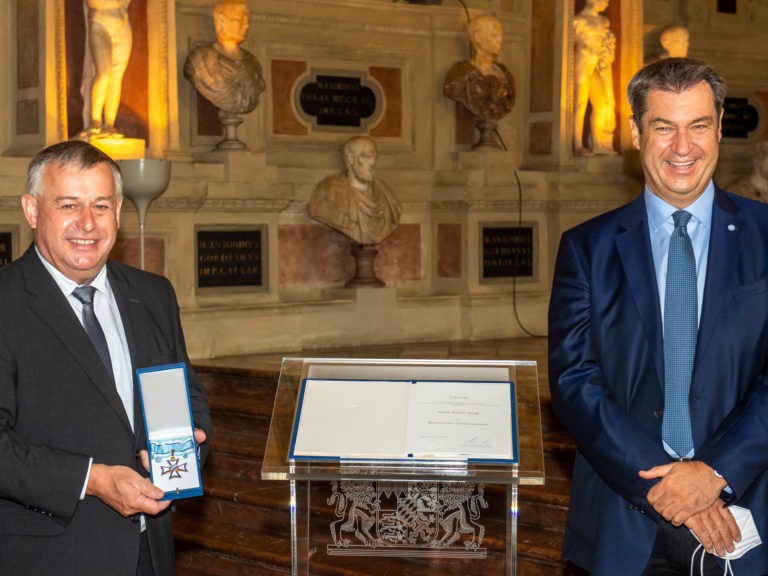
[197, 228, 265, 289]
[296, 70, 383, 132]
[481, 225, 535, 280]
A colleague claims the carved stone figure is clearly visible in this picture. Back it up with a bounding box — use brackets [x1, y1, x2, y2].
[573, 0, 617, 156]
[309, 136, 401, 246]
[79, 0, 132, 140]
[659, 25, 690, 59]
[183, 0, 266, 149]
[308, 136, 401, 287]
[443, 13, 516, 149]
[728, 141, 768, 202]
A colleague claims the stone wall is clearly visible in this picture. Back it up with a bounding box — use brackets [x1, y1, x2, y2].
[0, 0, 765, 358]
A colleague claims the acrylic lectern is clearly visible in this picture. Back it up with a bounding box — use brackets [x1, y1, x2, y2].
[261, 357, 545, 576]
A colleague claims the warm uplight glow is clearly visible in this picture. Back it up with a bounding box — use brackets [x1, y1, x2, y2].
[90, 137, 146, 160]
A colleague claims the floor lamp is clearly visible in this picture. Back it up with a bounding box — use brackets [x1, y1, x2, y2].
[118, 159, 170, 270]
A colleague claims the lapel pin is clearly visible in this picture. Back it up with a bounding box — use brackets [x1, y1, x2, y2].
[727, 224, 736, 232]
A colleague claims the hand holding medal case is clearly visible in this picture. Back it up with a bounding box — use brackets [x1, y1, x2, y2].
[137, 363, 203, 500]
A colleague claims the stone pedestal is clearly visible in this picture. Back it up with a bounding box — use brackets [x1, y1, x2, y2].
[345, 243, 385, 288]
[215, 111, 247, 151]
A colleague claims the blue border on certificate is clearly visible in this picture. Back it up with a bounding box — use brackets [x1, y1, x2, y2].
[289, 378, 518, 465]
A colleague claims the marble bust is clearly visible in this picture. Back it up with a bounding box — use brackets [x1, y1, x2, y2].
[573, 0, 617, 156]
[183, 0, 265, 115]
[308, 136, 401, 246]
[443, 13, 516, 123]
[728, 141, 768, 202]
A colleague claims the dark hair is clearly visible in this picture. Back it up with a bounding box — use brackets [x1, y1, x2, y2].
[27, 140, 123, 198]
[627, 58, 726, 130]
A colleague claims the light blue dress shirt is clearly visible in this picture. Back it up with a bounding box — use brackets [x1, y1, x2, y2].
[645, 182, 714, 327]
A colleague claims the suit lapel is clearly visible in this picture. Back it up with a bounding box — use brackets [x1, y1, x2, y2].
[615, 196, 665, 389]
[696, 188, 741, 370]
[21, 249, 133, 432]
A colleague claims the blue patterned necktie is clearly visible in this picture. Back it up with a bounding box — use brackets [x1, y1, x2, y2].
[72, 286, 114, 381]
[663, 210, 696, 457]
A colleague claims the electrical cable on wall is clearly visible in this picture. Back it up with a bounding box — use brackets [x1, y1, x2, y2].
[398, 0, 547, 339]
[512, 169, 546, 338]
[496, 129, 546, 338]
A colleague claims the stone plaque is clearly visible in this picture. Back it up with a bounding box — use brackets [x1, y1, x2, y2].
[0, 232, 13, 268]
[196, 228, 265, 289]
[296, 70, 382, 132]
[480, 224, 536, 281]
[722, 97, 759, 139]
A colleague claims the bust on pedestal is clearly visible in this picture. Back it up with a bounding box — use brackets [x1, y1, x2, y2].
[443, 13, 516, 150]
[184, 0, 266, 150]
[308, 136, 402, 288]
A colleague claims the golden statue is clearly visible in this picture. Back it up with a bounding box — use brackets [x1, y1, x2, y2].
[573, 0, 617, 156]
[79, 0, 132, 139]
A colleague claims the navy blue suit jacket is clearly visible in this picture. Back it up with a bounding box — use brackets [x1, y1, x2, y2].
[549, 187, 768, 574]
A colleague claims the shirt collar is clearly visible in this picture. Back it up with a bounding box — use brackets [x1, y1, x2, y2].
[644, 181, 715, 232]
[34, 246, 109, 296]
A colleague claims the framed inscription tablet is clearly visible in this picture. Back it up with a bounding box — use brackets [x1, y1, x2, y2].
[479, 222, 538, 283]
[196, 227, 267, 290]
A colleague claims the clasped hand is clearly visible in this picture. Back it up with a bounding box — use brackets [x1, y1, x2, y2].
[87, 428, 207, 517]
[639, 461, 740, 556]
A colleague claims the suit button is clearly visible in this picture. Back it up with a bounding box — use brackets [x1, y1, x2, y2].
[653, 409, 663, 419]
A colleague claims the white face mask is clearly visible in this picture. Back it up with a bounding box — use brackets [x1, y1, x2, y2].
[715, 506, 762, 560]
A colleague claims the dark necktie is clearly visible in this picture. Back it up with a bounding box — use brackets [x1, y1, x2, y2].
[72, 286, 114, 380]
[662, 210, 696, 457]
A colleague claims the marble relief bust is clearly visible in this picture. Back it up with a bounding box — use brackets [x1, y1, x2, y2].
[309, 136, 401, 246]
[183, 0, 265, 114]
[443, 13, 516, 122]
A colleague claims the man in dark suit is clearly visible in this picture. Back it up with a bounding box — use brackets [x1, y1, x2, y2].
[0, 140, 212, 575]
[549, 58, 768, 574]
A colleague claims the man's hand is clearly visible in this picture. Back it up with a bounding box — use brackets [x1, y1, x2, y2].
[639, 461, 727, 525]
[87, 463, 170, 517]
[685, 501, 741, 557]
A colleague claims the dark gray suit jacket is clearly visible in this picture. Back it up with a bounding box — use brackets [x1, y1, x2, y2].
[0, 245, 212, 575]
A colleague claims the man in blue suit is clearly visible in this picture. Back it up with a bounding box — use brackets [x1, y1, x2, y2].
[549, 58, 768, 574]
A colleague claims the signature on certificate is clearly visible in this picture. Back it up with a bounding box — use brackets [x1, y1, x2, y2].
[461, 436, 493, 449]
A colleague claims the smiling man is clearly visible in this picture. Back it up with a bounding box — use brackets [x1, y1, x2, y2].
[549, 58, 768, 575]
[0, 140, 211, 575]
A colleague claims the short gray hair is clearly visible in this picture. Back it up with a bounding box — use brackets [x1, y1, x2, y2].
[27, 140, 123, 199]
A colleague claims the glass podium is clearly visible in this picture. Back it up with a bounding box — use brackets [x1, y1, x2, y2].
[261, 357, 545, 576]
